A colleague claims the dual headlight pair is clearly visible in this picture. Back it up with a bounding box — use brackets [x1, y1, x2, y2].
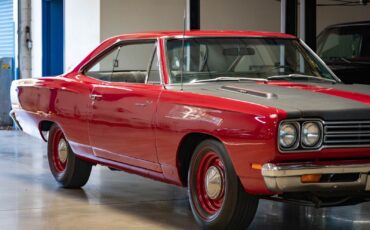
[278, 120, 323, 151]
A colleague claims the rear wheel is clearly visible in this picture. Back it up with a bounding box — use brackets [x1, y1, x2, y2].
[48, 124, 92, 188]
[188, 139, 259, 229]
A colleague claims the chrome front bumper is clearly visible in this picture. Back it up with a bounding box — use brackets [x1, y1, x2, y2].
[262, 163, 370, 193]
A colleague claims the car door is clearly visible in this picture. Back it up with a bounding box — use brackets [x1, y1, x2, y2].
[84, 40, 163, 172]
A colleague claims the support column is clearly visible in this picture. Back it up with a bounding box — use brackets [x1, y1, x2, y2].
[281, 0, 298, 35]
[300, 0, 317, 51]
[18, 0, 32, 79]
[186, 0, 200, 30]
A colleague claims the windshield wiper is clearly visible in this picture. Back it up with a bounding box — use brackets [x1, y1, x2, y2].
[267, 74, 338, 83]
[191, 77, 268, 83]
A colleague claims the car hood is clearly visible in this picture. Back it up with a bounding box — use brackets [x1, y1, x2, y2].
[173, 81, 370, 120]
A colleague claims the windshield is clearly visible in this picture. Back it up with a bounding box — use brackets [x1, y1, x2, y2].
[317, 26, 370, 63]
[166, 37, 336, 84]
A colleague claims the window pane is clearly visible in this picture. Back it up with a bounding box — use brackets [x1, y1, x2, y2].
[147, 48, 161, 84]
[85, 42, 156, 83]
[85, 48, 120, 81]
[166, 38, 335, 83]
[109, 42, 154, 83]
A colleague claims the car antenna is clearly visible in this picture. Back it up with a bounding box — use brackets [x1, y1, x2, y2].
[180, 4, 187, 91]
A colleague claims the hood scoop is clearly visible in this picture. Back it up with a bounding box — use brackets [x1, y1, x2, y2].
[221, 85, 278, 99]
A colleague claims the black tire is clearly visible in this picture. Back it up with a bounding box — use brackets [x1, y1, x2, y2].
[47, 124, 92, 188]
[188, 139, 259, 230]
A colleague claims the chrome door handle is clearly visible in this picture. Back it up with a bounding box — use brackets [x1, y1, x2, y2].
[90, 94, 103, 100]
[134, 100, 152, 107]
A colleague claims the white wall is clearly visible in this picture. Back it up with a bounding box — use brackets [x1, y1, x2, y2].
[30, 0, 370, 78]
[201, 0, 370, 35]
[64, 0, 100, 72]
[101, 0, 370, 39]
[317, 2, 370, 34]
[31, 0, 101, 77]
[100, 0, 282, 40]
[101, 0, 184, 41]
[31, 0, 42, 78]
[201, 0, 281, 32]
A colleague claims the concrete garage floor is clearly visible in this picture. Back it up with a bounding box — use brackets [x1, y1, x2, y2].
[1, 131, 370, 230]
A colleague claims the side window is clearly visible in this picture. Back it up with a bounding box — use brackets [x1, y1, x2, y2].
[85, 41, 156, 83]
[147, 48, 161, 84]
[85, 47, 120, 81]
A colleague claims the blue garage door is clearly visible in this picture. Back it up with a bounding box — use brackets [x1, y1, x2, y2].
[0, 0, 14, 127]
[0, 0, 14, 58]
[42, 0, 64, 76]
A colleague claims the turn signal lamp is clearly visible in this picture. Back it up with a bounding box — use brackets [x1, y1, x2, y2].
[301, 174, 322, 183]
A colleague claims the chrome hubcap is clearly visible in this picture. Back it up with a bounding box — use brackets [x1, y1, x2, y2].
[58, 138, 68, 164]
[205, 166, 223, 200]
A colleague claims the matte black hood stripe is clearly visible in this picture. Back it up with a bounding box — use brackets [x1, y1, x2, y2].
[265, 82, 370, 106]
[171, 82, 370, 121]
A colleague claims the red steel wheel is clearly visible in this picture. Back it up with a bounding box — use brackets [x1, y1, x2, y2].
[51, 128, 68, 173]
[48, 124, 92, 188]
[188, 139, 259, 229]
[196, 151, 225, 217]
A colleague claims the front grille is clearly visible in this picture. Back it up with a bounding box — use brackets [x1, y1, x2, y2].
[324, 121, 370, 147]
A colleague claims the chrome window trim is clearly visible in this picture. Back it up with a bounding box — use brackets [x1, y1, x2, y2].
[78, 38, 165, 86]
[163, 37, 340, 85]
[163, 36, 298, 86]
[299, 39, 342, 83]
[145, 41, 164, 85]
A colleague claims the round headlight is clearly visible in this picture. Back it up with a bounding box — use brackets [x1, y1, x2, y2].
[279, 123, 298, 148]
[302, 122, 322, 147]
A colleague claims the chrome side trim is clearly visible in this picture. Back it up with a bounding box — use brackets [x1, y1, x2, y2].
[262, 163, 370, 193]
[299, 39, 342, 83]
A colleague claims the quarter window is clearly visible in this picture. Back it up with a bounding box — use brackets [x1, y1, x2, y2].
[147, 48, 161, 84]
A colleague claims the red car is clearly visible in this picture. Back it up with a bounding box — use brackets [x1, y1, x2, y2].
[10, 31, 370, 229]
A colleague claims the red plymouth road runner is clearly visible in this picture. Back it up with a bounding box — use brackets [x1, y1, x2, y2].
[9, 31, 370, 229]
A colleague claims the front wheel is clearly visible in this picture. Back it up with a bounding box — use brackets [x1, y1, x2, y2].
[48, 124, 92, 188]
[188, 139, 259, 229]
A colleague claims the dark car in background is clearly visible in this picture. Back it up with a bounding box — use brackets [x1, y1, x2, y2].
[317, 21, 370, 85]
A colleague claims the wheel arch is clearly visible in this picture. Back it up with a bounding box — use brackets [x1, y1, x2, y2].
[38, 120, 57, 142]
[177, 132, 222, 186]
